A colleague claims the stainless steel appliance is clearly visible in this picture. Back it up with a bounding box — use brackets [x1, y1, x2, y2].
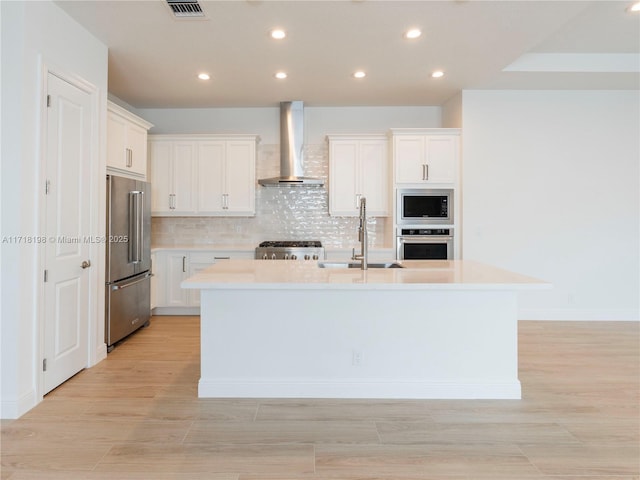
[258, 101, 324, 186]
[397, 188, 453, 225]
[255, 241, 325, 260]
[105, 175, 151, 351]
[396, 228, 454, 260]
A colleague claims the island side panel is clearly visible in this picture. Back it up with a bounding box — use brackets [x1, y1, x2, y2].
[199, 288, 521, 399]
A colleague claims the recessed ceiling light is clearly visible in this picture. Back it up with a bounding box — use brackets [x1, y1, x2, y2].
[270, 29, 286, 39]
[353, 71, 366, 79]
[405, 28, 422, 39]
[197, 73, 210, 80]
[431, 70, 444, 78]
[275, 71, 288, 79]
[627, 1, 640, 12]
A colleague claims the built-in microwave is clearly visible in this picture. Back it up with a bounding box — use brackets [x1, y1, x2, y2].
[396, 188, 453, 225]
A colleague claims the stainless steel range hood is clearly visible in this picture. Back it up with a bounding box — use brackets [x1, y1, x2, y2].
[258, 101, 324, 186]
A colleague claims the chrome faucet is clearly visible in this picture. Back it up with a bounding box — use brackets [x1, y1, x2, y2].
[352, 197, 368, 270]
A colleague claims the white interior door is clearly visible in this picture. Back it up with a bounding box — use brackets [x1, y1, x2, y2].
[43, 73, 92, 394]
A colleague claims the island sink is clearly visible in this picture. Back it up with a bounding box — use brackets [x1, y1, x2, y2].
[318, 261, 404, 269]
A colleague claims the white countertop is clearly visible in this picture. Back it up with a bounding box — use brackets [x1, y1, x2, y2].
[182, 259, 550, 291]
[151, 244, 254, 252]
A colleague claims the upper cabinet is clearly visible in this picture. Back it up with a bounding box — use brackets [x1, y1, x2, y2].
[106, 101, 153, 179]
[149, 134, 258, 217]
[149, 139, 197, 215]
[391, 129, 460, 186]
[327, 135, 389, 217]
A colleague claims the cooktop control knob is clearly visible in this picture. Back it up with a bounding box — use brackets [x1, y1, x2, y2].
[283, 254, 289, 260]
[271, 253, 276, 260]
[312, 254, 319, 260]
[291, 254, 297, 260]
[262, 254, 268, 260]
[304, 254, 310, 260]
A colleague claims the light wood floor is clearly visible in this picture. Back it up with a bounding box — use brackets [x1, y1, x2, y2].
[1, 317, 638, 479]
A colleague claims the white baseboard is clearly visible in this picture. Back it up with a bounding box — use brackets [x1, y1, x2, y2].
[198, 379, 522, 400]
[519, 308, 639, 321]
[1, 389, 36, 419]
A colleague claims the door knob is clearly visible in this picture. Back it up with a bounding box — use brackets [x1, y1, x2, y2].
[81, 260, 91, 269]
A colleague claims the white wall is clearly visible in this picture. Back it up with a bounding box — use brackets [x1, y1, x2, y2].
[442, 93, 463, 128]
[0, 0, 108, 418]
[461, 90, 639, 321]
[137, 105, 442, 144]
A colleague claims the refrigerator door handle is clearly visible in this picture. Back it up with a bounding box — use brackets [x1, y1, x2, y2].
[129, 191, 144, 263]
[111, 273, 153, 291]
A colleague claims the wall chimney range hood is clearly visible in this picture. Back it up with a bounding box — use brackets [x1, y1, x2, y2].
[259, 101, 324, 186]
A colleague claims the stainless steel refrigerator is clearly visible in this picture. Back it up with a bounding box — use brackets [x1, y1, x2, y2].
[105, 175, 152, 351]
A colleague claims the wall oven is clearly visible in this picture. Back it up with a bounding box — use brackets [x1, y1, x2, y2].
[396, 228, 454, 260]
[397, 188, 453, 225]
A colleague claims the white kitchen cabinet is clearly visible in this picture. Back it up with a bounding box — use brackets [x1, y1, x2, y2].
[155, 251, 211, 310]
[152, 249, 252, 314]
[391, 129, 459, 185]
[197, 139, 256, 215]
[150, 252, 157, 310]
[149, 135, 257, 216]
[187, 252, 219, 306]
[327, 135, 389, 216]
[149, 139, 197, 215]
[106, 101, 153, 179]
[164, 252, 191, 307]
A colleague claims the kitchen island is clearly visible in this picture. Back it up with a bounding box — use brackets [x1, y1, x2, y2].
[182, 259, 549, 400]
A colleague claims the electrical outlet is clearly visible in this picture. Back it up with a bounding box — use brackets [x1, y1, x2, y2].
[352, 349, 363, 366]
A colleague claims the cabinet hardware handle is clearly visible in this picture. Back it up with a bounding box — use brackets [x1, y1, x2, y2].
[81, 260, 91, 269]
[182, 256, 186, 273]
[355, 194, 361, 209]
[425, 164, 429, 180]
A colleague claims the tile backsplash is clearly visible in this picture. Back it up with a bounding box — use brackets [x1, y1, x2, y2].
[151, 144, 390, 248]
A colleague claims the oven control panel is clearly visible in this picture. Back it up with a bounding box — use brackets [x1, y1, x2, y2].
[399, 228, 451, 236]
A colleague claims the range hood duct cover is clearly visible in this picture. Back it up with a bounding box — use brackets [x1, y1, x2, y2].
[259, 101, 324, 186]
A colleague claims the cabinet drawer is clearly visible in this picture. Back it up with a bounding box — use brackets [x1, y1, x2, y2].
[190, 252, 216, 264]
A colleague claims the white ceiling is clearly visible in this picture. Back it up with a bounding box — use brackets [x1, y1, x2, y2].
[55, 0, 640, 108]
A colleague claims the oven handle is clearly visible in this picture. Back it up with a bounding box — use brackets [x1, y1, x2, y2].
[397, 235, 453, 244]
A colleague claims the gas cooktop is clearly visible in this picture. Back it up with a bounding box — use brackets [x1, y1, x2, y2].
[258, 240, 322, 248]
[255, 240, 325, 260]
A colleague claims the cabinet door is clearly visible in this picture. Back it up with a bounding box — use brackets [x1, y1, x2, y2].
[197, 141, 225, 214]
[172, 142, 197, 214]
[106, 112, 127, 171]
[424, 136, 456, 183]
[225, 141, 255, 215]
[127, 122, 148, 177]
[149, 141, 173, 214]
[329, 141, 359, 216]
[190, 252, 217, 306]
[164, 252, 189, 307]
[359, 139, 388, 216]
[150, 252, 158, 310]
[394, 135, 425, 184]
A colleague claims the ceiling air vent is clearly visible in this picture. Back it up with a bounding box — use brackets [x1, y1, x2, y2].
[167, 0, 205, 18]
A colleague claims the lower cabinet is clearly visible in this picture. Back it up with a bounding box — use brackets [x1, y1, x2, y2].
[152, 249, 252, 314]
